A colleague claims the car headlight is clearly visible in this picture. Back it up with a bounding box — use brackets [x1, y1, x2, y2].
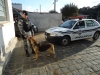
[34, 25, 36, 28]
[50, 33, 57, 36]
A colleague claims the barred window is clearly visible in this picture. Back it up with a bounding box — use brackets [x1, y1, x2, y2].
[0, 0, 6, 21]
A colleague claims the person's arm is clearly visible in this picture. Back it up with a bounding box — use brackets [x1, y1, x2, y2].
[18, 19, 28, 38]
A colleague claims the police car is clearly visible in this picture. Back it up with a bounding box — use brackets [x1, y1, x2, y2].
[45, 19, 100, 46]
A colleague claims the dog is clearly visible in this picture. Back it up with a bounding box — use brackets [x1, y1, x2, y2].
[29, 37, 56, 60]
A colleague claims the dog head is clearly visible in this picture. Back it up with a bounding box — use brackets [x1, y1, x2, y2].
[29, 37, 39, 46]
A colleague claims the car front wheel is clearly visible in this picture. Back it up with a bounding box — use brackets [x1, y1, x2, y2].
[35, 27, 38, 33]
[61, 37, 70, 46]
[93, 32, 99, 40]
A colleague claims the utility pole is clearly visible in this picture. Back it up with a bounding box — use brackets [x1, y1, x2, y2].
[54, 0, 56, 12]
[98, 11, 100, 16]
[97, 11, 100, 20]
[54, 0, 58, 12]
[36, 9, 38, 12]
[40, 5, 41, 13]
[97, 11, 100, 21]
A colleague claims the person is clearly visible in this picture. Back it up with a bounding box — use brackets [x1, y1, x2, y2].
[18, 10, 35, 57]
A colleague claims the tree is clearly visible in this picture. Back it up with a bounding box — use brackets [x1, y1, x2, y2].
[78, 4, 100, 19]
[49, 10, 58, 13]
[61, 3, 78, 19]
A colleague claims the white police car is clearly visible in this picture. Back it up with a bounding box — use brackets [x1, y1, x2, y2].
[45, 19, 100, 46]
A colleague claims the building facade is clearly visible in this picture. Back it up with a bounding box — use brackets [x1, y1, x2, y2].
[0, 0, 17, 74]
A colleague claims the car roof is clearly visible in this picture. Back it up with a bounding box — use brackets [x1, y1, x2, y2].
[70, 19, 96, 21]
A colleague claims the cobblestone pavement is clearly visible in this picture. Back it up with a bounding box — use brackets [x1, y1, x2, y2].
[3, 32, 100, 75]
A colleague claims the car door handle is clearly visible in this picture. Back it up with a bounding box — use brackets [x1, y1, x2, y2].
[78, 30, 82, 35]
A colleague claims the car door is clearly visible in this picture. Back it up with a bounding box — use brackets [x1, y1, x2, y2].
[85, 20, 99, 38]
[72, 20, 86, 40]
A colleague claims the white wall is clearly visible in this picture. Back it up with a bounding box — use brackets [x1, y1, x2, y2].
[6, 0, 13, 21]
[2, 22, 15, 50]
[28, 13, 62, 31]
[0, 0, 17, 74]
[12, 3, 22, 10]
[0, 0, 15, 55]
[0, 28, 4, 50]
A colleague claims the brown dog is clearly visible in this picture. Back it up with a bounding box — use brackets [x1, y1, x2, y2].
[29, 37, 56, 60]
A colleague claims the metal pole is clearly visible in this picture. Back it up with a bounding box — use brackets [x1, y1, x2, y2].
[40, 5, 41, 13]
[36, 9, 38, 12]
[98, 11, 99, 18]
[54, 0, 56, 12]
[97, 11, 100, 21]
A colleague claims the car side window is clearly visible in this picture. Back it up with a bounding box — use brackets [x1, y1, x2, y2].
[73, 21, 85, 29]
[93, 20, 99, 26]
[86, 20, 99, 27]
[86, 20, 94, 27]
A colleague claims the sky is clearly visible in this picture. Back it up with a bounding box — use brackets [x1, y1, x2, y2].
[12, 0, 100, 13]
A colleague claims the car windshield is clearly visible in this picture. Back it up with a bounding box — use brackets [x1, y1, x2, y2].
[60, 20, 77, 29]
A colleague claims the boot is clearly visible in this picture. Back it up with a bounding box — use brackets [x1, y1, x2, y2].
[25, 50, 30, 57]
[32, 49, 35, 54]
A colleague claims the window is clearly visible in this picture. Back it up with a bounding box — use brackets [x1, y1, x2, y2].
[59, 20, 76, 29]
[93, 20, 99, 26]
[86, 20, 93, 27]
[86, 20, 99, 27]
[0, 0, 6, 21]
[73, 21, 85, 29]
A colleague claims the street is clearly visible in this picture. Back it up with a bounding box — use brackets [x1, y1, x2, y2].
[3, 32, 100, 75]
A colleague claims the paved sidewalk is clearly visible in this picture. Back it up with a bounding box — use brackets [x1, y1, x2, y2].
[3, 32, 100, 75]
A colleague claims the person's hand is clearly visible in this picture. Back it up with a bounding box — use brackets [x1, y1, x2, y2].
[27, 36, 30, 40]
[32, 34, 34, 37]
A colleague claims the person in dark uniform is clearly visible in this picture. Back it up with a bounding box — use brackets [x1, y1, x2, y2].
[18, 10, 35, 57]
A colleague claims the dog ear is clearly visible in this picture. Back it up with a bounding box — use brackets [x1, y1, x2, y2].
[32, 37, 38, 44]
[30, 37, 35, 40]
[29, 37, 33, 43]
[29, 37, 32, 40]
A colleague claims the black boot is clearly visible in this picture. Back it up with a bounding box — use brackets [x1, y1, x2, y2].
[25, 50, 30, 57]
[32, 49, 35, 54]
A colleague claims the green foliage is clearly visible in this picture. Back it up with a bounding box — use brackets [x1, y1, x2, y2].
[49, 10, 58, 13]
[78, 4, 100, 19]
[61, 3, 78, 19]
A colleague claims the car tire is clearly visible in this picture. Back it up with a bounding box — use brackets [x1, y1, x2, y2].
[35, 27, 38, 33]
[33, 27, 38, 33]
[33, 30, 35, 35]
[61, 36, 70, 46]
[93, 32, 99, 40]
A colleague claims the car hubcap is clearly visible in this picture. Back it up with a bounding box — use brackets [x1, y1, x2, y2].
[62, 39, 68, 45]
[95, 33, 99, 39]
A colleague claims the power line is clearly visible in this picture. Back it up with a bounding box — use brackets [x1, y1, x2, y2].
[41, 0, 50, 7]
[41, 0, 49, 5]
[40, 0, 53, 12]
[45, 3, 53, 12]
[40, 0, 57, 12]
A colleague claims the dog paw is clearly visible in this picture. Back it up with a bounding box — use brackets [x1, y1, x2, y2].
[54, 57, 56, 59]
[54, 55, 56, 58]
[47, 55, 50, 57]
[33, 57, 36, 59]
[34, 59, 37, 60]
